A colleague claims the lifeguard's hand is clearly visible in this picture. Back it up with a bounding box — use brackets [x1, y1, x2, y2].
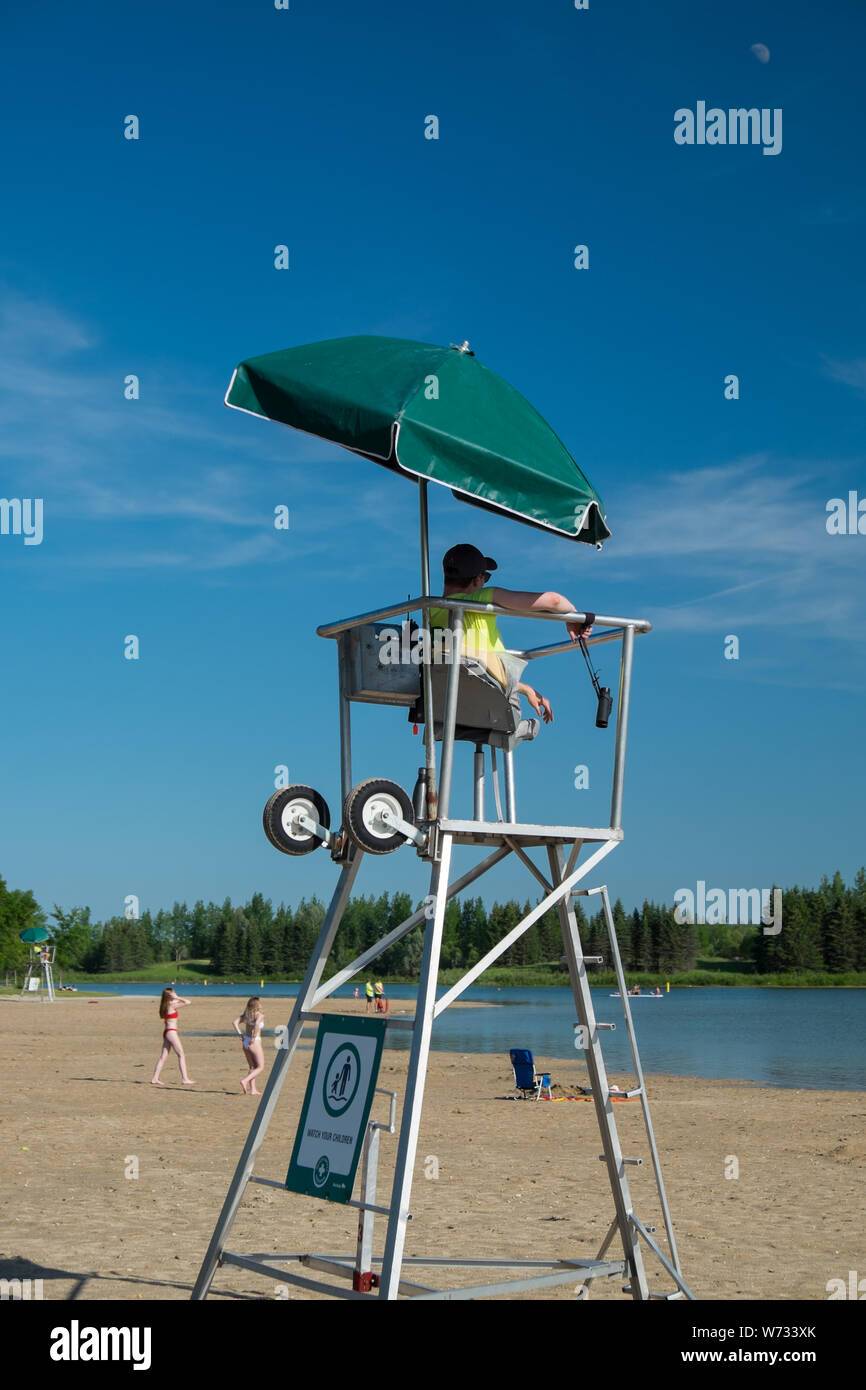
[524, 687, 554, 723]
[567, 619, 593, 641]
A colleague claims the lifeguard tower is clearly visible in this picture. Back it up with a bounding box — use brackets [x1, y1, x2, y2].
[19, 928, 56, 1003]
[192, 336, 693, 1302]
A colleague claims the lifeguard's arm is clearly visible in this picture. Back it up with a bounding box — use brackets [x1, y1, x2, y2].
[176, 997, 192, 1007]
[488, 587, 591, 640]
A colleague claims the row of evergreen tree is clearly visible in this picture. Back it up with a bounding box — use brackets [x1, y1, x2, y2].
[1, 875, 698, 976]
[64, 892, 704, 977]
[3, 870, 866, 979]
[752, 871, 866, 973]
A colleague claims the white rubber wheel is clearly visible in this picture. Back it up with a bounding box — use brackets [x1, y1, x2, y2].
[262, 786, 330, 856]
[343, 779, 414, 855]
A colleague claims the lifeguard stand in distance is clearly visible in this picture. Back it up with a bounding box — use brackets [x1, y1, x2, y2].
[19, 928, 56, 1003]
[191, 335, 694, 1302]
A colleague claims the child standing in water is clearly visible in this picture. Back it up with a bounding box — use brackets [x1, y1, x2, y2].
[151, 988, 195, 1085]
[233, 997, 265, 1095]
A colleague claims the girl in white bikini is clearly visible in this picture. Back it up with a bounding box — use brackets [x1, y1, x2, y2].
[151, 987, 195, 1085]
[233, 997, 265, 1095]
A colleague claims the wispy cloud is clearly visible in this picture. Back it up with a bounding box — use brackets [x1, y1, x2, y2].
[601, 457, 865, 642]
[0, 293, 94, 355]
[69, 531, 282, 571]
[3, 293, 864, 655]
[821, 356, 866, 396]
[0, 291, 363, 566]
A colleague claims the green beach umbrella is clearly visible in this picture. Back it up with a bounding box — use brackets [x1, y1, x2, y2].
[19, 926, 51, 943]
[226, 335, 610, 545]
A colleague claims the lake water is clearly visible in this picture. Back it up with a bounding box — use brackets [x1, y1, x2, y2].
[77, 982, 866, 1091]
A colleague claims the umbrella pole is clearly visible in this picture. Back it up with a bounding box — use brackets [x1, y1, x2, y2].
[419, 482, 438, 821]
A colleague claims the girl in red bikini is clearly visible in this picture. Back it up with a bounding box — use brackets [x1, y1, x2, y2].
[151, 987, 195, 1085]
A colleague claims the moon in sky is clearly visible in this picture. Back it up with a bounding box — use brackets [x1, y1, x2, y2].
[750, 43, 771, 63]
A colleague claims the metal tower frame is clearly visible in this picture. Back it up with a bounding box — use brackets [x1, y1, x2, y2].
[20, 941, 56, 1003]
[192, 576, 694, 1302]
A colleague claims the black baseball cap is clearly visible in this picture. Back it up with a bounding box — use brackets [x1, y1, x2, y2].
[442, 544, 497, 581]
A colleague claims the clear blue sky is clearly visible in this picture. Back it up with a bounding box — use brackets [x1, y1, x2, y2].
[2, 0, 864, 926]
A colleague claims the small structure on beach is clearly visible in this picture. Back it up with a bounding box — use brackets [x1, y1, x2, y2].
[19, 927, 56, 1003]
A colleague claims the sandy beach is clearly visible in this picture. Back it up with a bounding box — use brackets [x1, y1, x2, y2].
[1, 994, 862, 1302]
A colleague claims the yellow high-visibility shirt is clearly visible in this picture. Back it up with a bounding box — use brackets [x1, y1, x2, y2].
[428, 586, 506, 686]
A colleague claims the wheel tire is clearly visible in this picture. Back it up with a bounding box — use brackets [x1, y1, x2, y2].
[263, 786, 330, 856]
[343, 779, 415, 855]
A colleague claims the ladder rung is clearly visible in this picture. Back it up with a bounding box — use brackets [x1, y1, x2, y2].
[347, 1199, 411, 1219]
[599, 1155, 643, 1165]
[624, 1087, 643, 1099]
[247, 1175, 412, 1217]
[626, 1288, 685, 1299]
[299, 1010, 414, 1031]
[583, 956, 604, 963]
[596, 1022, 616, 1031]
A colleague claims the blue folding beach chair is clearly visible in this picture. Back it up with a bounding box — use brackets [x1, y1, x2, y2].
[509, 1048, 552, 1100]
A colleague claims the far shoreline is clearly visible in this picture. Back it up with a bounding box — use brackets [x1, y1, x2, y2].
[13, 972, 866, 992]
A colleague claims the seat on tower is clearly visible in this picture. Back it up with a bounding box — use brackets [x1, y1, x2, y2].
[410, 659, 539, 750]
[340, 620, 539, 750]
